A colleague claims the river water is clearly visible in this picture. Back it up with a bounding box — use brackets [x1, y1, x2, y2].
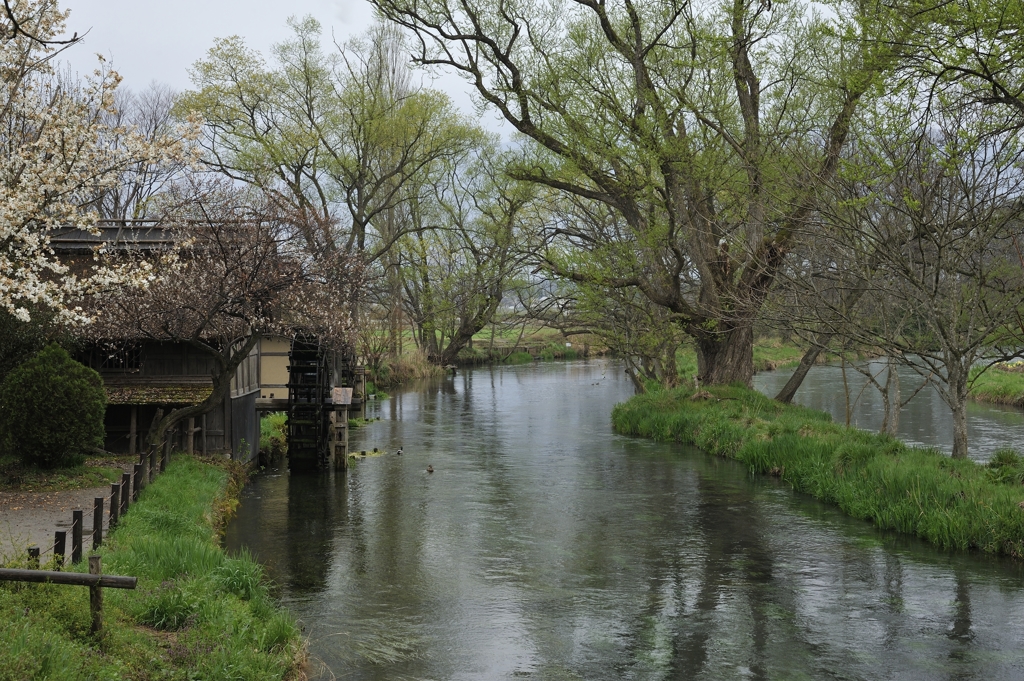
[226, 359, 1024, 680]
[754, 360, 1024, 463]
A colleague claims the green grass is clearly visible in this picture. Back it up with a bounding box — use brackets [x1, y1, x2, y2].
[365, 381, 389, 399]
[1, 453, 130, 492]
[970, 363, 1024, 406]
[0, 456, 303, 680]
[260, 412, 288, 460]
[752, 339, 806, 371]
[538, 343, 579, 361]
[613, 385, 1024, 559]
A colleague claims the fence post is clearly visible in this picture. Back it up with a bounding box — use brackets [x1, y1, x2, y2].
[71, 510, 83, 564]
[119, 473, 130, 517]
[133, 464, 143, 501]
[109, 483, 120, 528]
[27, 546, 39, 568]
[139, 452, 148, 491]
[162, 436, 170, 472]
[54, 531, 66, 569]
[93, 497, 104, 549]
[150, 446, 157, 481]
[89, 555, 103, 635]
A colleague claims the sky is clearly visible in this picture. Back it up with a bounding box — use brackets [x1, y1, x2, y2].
[57, 0, 497, 129]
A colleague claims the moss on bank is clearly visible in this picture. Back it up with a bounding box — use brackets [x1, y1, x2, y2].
[0, 456, 304, 680]
[612, 385, 1024, 559]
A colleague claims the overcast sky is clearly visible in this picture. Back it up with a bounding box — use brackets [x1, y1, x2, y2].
[57, 0, 497, 129]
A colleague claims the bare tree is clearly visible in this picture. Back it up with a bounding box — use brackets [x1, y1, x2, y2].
[93, 83, 196, 222]
[795, 94, 1024, 458]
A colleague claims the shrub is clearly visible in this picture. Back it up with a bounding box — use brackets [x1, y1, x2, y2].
[0, 344, 106, 468]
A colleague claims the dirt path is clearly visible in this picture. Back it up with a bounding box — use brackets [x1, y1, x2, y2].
[0, 458, 137, 563]
[0, 485, 122, 562]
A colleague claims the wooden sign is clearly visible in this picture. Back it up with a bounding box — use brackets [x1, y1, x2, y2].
[332, 387, 353, 405]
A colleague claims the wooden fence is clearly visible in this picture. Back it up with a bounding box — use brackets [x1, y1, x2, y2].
[0, 441, 172, 634]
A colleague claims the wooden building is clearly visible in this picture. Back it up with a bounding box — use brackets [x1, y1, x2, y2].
[56, 222, 363, 469]
[80, 340, 261, 463]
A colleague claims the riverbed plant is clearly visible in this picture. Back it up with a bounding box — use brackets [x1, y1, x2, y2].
[613, 385, 1024, 559]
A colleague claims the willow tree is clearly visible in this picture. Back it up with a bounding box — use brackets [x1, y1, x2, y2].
[371, 0, 916, 386]
[399, 141, 535, 366]
[177, 17, 478, 262]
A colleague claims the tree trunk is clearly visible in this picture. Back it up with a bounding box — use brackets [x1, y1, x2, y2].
[695, 323, 754, 387]
[624, 361, 646, 394]
[883, 358, 900, 436]
[145, 334, 259, 454]
[775, 342, 827, 403]
[948, 361, 970, 459]
[951, 398, 969, 459]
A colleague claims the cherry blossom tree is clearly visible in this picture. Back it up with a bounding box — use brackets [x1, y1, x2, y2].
[0, 1, 193, 325]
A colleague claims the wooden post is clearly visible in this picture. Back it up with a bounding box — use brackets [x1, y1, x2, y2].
[119, 473, 130, 517]
[163, 435, 170, 472]
[187, 417, 195, 454]
[149, 446, 157, 481]
[139, 452, 148, 491]
[132, 464, 142, 502]
[93, 497, 103, 549]
[109, 483, 120, 528]
[53, 531, 66, 569]
[129, 406, 137, 456]
[202, 413, 207, 456]
[28, 546, 39, 568]
[71, 510, 83, 564]
[89, 555, 103, 636]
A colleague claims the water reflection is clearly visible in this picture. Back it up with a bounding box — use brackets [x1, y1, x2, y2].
[226, 359, 1024, 680]
[754, 360, 1024, 462]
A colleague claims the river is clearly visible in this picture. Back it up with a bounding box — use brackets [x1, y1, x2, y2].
[226, 359, 1024, 680]
[754, 359, 1024, 462]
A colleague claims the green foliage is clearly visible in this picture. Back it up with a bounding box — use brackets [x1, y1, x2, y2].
[259, 412, 288, 459]
[0, 308, 71, 385]
[0, 344, 106, 469]
[613, 386, 1024, 559]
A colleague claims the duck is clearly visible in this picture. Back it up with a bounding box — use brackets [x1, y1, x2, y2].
[396, 447, 403, 456]
[426, 465, 434, 473]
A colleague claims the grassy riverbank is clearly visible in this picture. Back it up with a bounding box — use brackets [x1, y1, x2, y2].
[0, 456, 303, 680]
[971, 363, 1024, 406]
[613, 385, 1024, 559]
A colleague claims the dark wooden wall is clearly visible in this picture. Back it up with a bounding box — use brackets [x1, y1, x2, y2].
[86, 340, 255, 458]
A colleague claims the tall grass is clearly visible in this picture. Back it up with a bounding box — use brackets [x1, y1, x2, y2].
[613, 385, 1024, 559]
[0, 456, 302, 680]
[260, 412, 288, 460]
[377, 348, 445, 387]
